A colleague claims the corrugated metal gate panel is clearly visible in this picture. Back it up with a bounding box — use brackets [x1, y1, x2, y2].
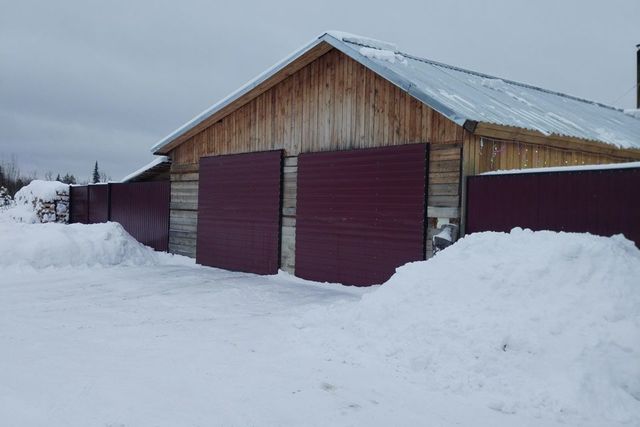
[69, 186, 89, 224]
[196, 150, 283, 274]
[296, 144, 427, 286]
[88, 185, 109, 223]
[466, 168, 640, 247]
[110, 181, 170, 251]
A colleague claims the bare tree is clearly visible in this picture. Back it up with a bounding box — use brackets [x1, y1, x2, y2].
[99, 171, 111, 183]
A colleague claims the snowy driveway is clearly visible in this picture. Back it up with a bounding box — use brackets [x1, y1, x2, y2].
[0, 266, 482, 426]
[0, 263, 515, 427]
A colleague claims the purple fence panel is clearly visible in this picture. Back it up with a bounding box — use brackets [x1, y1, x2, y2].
[69, 185, 89, 224]
[196, 150, 283, 275]
[466, 167, 640, 247]
[88, 184, 109, 223]
[109, 181, 170, 251]
[296, 144, 427, 286]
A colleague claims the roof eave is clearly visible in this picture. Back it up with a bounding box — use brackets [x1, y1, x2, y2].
[472, 121, 640, 160]
[152, 36, 331, 155]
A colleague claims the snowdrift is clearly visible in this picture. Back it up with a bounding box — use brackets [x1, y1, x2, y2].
[0, 221, 190, 269]
[300, 229, 640, 425]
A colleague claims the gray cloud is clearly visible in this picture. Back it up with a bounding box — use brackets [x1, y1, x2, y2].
[1, 0, 638, 181]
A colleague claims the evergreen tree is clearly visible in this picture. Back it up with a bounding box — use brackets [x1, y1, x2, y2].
[92, 161, 100, 184]
[55, 173, 61, 182]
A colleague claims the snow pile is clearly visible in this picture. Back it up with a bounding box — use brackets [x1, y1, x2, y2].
[0, 221, 190, 269]
[3, 180, 69, 223]
[300, 229, 640, 425]
[359, 47, 407, 64]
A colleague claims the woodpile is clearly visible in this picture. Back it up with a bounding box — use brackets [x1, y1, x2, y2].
[33, 190, 69, 223]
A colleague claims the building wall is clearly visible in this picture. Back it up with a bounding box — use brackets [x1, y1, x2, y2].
[465, 136, 624, 175]
[167, 47, 639, 266]
[168, 49, 465, 263]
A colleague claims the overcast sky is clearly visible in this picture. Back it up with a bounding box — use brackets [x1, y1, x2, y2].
[1, 0, 638, 181]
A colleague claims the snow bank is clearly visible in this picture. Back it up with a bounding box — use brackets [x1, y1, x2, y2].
[301, 229, 640, 425]
[0, 221, 191, 269]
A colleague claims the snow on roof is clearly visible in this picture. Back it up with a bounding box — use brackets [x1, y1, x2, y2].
[481, 161, 640, 176]
[121, 156, 170, 183]
[151, 31, 640, 153]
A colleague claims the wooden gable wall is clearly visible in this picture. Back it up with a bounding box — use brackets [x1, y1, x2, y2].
[170, 49, 464, 165]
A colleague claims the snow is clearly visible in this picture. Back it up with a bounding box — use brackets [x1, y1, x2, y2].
[15, 180, 68, 203]
[298, 229, 640, 425]
[482, 160, 640, 175]
[327, 31, 398, 51]
[2, 220, 639, 426]
[121, 156, 169, 182]
[0, 221, 191, 269]
[624, 109, 640, 119]
[359, 46, 407, 64]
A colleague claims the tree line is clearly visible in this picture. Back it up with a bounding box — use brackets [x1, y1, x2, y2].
[0, 156, 110, 197]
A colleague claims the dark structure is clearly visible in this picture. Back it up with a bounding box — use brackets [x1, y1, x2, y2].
[69, 186, 89, 224]
[196, 151, 283, 274]
[466, 165, 640, 248]
[69, 182, 170, 252]
[88, 185, 109, 223]
[296, 144, 427, 285]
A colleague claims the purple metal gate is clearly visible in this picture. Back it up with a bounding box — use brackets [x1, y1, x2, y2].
[466, 167, 640, 247]
[69, 186, 89, 224]
[110, 181, 170, 252]
[296, 144, 427, 286]
[196, 150, 283, 275]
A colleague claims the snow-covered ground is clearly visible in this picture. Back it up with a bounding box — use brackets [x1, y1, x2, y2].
[1, 219, 639, 426]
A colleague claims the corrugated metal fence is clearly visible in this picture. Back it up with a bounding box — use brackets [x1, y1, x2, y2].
[466, 166, 640, 247]
[69, 182, 170, 251]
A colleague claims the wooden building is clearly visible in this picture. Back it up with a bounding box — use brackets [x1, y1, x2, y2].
[151, 32, 640, 285]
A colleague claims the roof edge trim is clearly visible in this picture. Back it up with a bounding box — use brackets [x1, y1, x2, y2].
[151, 35, 328, 154]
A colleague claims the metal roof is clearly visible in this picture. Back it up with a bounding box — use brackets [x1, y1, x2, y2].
[152, 32, 640, 153]
[121, 156, 170, 183]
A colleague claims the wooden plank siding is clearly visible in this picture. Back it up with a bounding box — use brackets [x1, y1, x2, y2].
[171, 49, 461, 164]
[426, 144, 462, 258]
[280, 156, 298, 273]
[169, 164, 199, 258]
